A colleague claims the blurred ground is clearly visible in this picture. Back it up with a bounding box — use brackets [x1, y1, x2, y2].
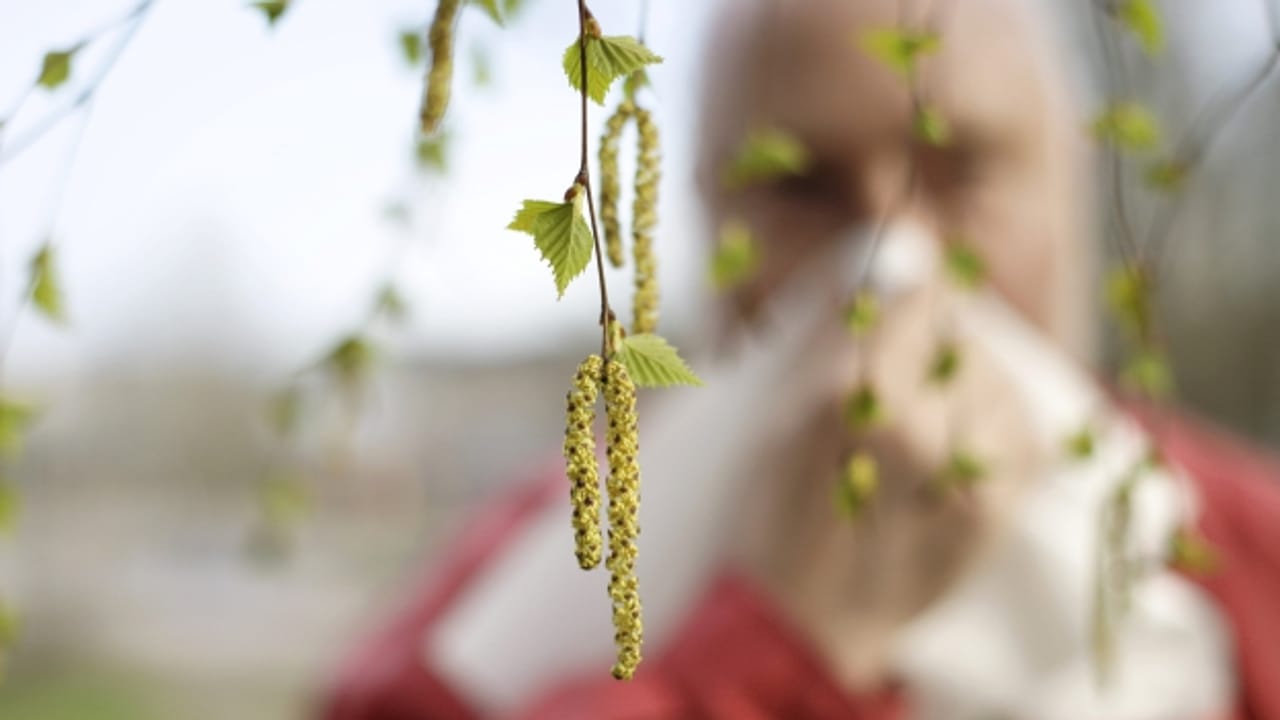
[0, 358, 573, 719]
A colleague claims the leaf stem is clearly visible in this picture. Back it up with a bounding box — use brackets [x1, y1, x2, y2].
[576, 0, 614, 360]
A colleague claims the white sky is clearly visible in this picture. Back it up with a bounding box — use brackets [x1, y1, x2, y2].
[0, 0, 718, 384]
[0, 0, 1265, 386]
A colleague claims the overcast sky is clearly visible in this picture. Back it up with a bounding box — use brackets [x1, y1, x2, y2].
[0, 0, 1267, 387]
[0, 0, 720, 387]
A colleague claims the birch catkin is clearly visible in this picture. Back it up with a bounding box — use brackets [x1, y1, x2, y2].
[631, 106, 661, 334]
[599, 101, 635, 268]
[420, 0, 459, 134]
[603, 360, 643, 679]
[564, 355, 605, 570]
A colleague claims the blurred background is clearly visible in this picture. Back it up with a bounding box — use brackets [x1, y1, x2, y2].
[0, 0, 1276, 718]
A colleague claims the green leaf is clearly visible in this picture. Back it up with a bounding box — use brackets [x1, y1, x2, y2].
[508, 194, 594, 298]
[913, 105, 951, 147]
[835, 452, 878, 519]
[399, 29, 423, 65]
[709, 218, 760, 290]
[326, 335, 375, 385]
[1091, 103, 1162, 153]
[0, 482, 20, 537]
[843, 384, 883, 430]
[1121, 348, 1173, 399]
[1065, 426, 1096, 460]
[0, 400, 36, 460]
[1167, 526, 1217, 575]
[1144, 159, 1187, 193]
[927, 342, 962, 385]
[1117, 0, 1163, 56]
[415, 132, 448, 172]
[843, 292, 879, 335]
[1105, 265, 1152, 340]
[37, 48, 76, 90]
[563, 35, 663, 105]
[508, 199, 560, 233]
[859, 27, 941, 76]
[252, 0, 289, 26]
[943, 448, 987, 488]
[376, 285, 408, 323]
[944, 243, 985, 289]
[613, 333, 702, 388]
[30, 245, 66, 324]
[723, 128, 811, 188]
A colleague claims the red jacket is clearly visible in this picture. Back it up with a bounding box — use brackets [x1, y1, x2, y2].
[318, 411, 1280, 719]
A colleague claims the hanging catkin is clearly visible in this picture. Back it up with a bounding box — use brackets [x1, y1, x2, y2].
[603, 359, 643, 679]
[420, 0, 459, 134]
[631, 106, 661, 334]
[564, 355, 605, 570]
[599, 101, 635, 268]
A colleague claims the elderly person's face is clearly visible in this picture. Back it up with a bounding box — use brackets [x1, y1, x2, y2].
[698, 0, 1091, 686]
[700, 0, 1088, 354]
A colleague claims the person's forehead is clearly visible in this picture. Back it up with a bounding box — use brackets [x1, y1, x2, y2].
[716, 0, 1049, 150]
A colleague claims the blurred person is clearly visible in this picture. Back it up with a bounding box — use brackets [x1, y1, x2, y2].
[320, 0, 1280, 718]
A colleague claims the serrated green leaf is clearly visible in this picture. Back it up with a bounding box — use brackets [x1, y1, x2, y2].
[844, 292, 880, 335]
[266, 386, 300, 436]
[723, 128, 811, 188]
[709, 218, 759, 290]
[508, 195, 594, 298]
[37, 49, 75, 90]
[944, 243, 985, 289]
[614, 333, 702, 388]
[376, 285, 408, 323]
[326, 335, 375, 385]
[927, 342, 962, 385]
[252, 0, 289, 26]
[563, 34, 663, 105]
[415, 132, 448, 172]
[399, 29, 423, 65]
[1091, 103, 1161, 153]
[836, 452, 878, 519]
[0, 482, 20, 536]
[914, 105, 951, 147]
[508, 199, 561, 233]
[0, 400, 35, 460]
[1065, 426, 1096, 460]
[471, 0, 504, 25]
[30, 245, 65, 324]
[1117, 0, 1163, 56]
[843, 384, 883, 430]
[859, 27, 941, 76]
[1144, 159, 1187, 193]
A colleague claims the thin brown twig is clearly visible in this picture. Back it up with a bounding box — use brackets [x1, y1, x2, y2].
[575, 0, 614, 361]
[1088, 0, 1141, 268]
[1144, 12, 1280, 271]
[0, 0, 154, 167]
